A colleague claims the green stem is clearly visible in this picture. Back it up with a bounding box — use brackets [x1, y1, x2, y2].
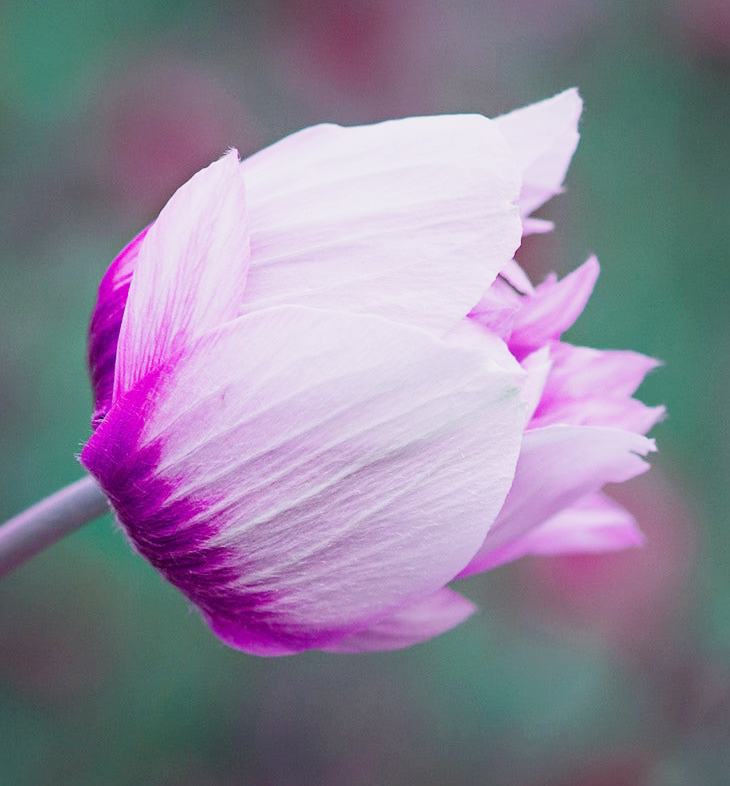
[0, 475, 109, 578]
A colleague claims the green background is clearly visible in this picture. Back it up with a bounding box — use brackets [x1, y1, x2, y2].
[1, 1, 729, 783]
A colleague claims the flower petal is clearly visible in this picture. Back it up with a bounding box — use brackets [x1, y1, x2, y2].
[532, 395, 666, 435]
[500, 259, 536, 295]
[321, 589, 477, 653]
[531, 342, 665, 433]
[82, 306, 526, 655]
[522, 217, 555, 236]
[468, 279, 521, 342]
[113, 150, 250, 400]
[88, 228, 146, 428]
[460, 493, 644, 572]
[495, 88, 582, 218]
[239, 115, 523, 336]
[520, 346, 553, 422]
[458, 424, 655, 578]
[508, 256, 599, 359]
[541, 342, 662, 399]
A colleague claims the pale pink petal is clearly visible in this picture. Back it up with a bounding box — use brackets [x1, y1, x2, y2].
[522, 492, 646, 553]
[88, 228, 146, 428]
[322, 589, 477, 653]
[458, 424, 655, 578]
[542, 342, 662, 399]
[500, 259, 536, 294]
[531, 342, 665, 433]
[500, 259, 537, 294]
[113, 150, 250, 400]
[462, 493, 644, 572]
[509, 256, 599, 358]
[522, 217, 555, 235]
[531, 395, 666, 434]
[468, 279, 521, 341]
[239, 115, 522, 336]
[495, 88, 582, 217]
[519, 347, 553, 422]
[82, 306, 526, 655]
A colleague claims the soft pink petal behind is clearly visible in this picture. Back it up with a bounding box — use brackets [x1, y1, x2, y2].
[88, 228, 147, 427]
[519, 492, 646, 554]
[531, 342, 665, 433]
[495, 88, 582, 217]
[458, 424, 655, 578]
[540, 343, 662, 399]
[113, 150, 250, 400]
[322, 588, 478, 653]
[500, 259, 536, 294]
[531, 392, 666, 434]
[462, 492, 644, 572]
[84, 306, 527, 654]
[239, 115, 523, 336]
[508, 256, 600, 357]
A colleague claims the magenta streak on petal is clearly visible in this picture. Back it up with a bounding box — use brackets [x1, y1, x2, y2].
[81, 362, 364, 656]
[88, 229, 146, 428]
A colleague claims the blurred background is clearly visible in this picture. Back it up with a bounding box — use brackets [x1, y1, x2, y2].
[1, 0, 729, 783]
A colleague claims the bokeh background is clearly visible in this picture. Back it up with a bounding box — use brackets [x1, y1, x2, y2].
[1, 1, 729, 784]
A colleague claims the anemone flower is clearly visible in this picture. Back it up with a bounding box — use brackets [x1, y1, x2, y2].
[5, 89, 662, 656]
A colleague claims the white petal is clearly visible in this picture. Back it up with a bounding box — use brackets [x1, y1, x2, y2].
[495, 88, 582, 217]
[240, 115, 522, 336]
[322, 589, 477, 653]
[114, 150, 250, 399]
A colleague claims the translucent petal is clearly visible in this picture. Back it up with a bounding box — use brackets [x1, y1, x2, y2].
[495, 88, 582, 217]
[114, 150, 250, 399]
[322, 589, 477, 653]
[240, 115, 522, 336]
[459, 424, 655, 578]
[460, 492, 644, 572]
[509, 256, 600, 359]
[531, 342, 665, 434]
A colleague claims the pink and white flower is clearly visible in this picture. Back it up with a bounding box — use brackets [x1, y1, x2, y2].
[81, 89, 662, 655]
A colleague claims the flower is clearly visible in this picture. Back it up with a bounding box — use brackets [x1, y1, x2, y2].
[80, 89, 662, 656]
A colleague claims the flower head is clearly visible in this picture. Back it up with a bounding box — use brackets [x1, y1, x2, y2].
[81, 90, 661, 655]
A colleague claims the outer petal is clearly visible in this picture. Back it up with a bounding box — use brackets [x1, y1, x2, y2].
[88, 228, 146, 428]
[460, 493, 644, 572]
[82, 306, 526, 655]
[495, 88, 582, 218]
[239, 115, 523, 336]
[321, 589, 477, 653]
[114, 150, 250, 400]
[458, 424, 655, 578]
[508, 256, 599, 359]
